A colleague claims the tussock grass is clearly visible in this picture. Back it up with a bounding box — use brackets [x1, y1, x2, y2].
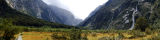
[18, 29, 160, 40]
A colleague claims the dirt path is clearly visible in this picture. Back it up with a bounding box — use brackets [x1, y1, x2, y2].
[17, 33, 22, 40]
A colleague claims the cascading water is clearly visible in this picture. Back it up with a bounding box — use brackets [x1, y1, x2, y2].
[129, 6, 138, 30]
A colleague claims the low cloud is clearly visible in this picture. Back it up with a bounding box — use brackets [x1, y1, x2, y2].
[42, 0, 69, 10]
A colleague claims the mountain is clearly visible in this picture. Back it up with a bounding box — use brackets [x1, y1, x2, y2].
[49, 6, 82, 26]
[0, 0, 74, 28]
[85, 5, 103, 21]
[5, 0, 82, 26]
[79, 0, 160, 30]
[78, 5, 103, 29]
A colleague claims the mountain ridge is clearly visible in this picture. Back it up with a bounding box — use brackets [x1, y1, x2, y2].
[80, 0, 160, 30]
[5, 0, 82, 26]
[0, 0, 74, 28]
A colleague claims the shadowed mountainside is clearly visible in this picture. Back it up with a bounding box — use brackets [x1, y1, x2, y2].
[5, 0, 82, 26]
[79, 0, 160, 30]
[0, 0, 74, 28]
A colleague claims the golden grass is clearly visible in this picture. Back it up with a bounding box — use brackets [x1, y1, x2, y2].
[129, 32, 158, 40]
[85, 32, 158, 40]
[22, 32, 53, 40]
[86, 33, 118, 40]
[0, 31, 3, 37]
[14, 33, 19, 39]
[18, 32, 159, 40]
[122, 33, 133, 38]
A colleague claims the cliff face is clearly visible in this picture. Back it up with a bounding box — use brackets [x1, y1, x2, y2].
[80, 0, 160, 30]
[5, 0, 82, 26]
[49, 6, 82, 26]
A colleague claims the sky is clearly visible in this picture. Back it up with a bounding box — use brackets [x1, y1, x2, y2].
[42, 0, 108, 20]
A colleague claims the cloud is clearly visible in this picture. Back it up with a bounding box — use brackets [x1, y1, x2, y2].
[42, 0, 108, 20]
[42, 0, 59, 5]
[42, 0, 69, 9]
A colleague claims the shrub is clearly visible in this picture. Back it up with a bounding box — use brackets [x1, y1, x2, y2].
[152, 19, 160, 29]
[149, 33, 160, 40]
[51, 32, 68, 40]
[81, 34, 88, 40]
[135, 17, 149, 31]
[145, 28, 152, 35]
[0, 19, 21, 40]
[69, 28, 82, 40]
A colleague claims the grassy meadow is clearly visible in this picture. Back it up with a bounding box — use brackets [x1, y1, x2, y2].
[12, 29, 160, 40]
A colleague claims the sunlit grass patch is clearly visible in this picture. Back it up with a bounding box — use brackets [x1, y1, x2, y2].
[86, 33, 119, 40]
[122, 33, 133, 38]
[22, 32, 53, 40]
[0, 31, 3, 37]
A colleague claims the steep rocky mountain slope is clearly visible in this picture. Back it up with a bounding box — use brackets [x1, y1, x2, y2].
[79, 0, 160, 30]
[49, 6, 82, 26]
[5, 0, 82, 26]
[0, 0, 74, 28]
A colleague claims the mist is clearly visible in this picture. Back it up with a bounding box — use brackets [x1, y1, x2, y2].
[42, 0, 108, 20]
[42, 0, 70, 10]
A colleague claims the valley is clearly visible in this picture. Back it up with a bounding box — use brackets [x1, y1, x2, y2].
[0, 0, 160, 40]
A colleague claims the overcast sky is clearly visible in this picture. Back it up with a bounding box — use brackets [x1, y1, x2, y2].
[42, 0, 108, 20]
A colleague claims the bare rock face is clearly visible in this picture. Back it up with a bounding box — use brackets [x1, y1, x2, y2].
[5, 0, 82, 26]
[79, 0, 160, 30]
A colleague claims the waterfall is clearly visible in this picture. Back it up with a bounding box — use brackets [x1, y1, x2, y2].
[129, 6, 138, 30]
